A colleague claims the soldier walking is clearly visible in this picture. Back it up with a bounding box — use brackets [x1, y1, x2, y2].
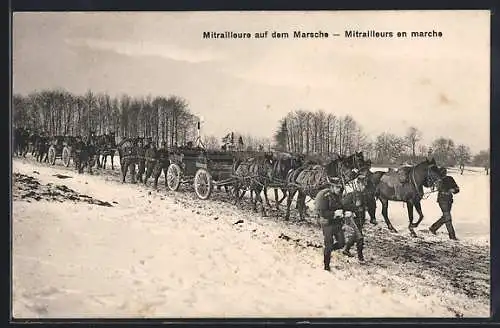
[429, 167, 460, 240]
[314, 178, 346, 271]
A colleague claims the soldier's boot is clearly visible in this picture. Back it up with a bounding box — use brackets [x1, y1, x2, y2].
[445, 222, 458, 240]
[323, 250, 331, 271]
[429, 216, 445, 234]
[342, 239, 355, 258]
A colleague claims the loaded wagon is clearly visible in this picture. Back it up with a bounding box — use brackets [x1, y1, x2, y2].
[47, 136, 75, 167]
[166, 147, 236, 200]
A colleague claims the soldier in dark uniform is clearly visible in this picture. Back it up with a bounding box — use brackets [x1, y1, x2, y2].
[314, 178, 346, 271]
[341, 189, 367, 261]
[429, 167, 460, 240]
[143, 138, 157, 185]
[135, 138, 146, 183]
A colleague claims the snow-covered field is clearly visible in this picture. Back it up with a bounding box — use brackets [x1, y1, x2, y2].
[11, 156, 490, 318]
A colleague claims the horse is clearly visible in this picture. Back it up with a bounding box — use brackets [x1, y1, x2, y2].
[144, 142, 170, 189]
[284, 151, 366, 221]
[233, 153, 274, 216]
[73, 134, 98, 174]
[263, 152, 304, 210]
[96, 132, 117, 170]
[374, 158, 443, 237]
[34, 134, 50, 163]
[117, 137, 143, 183]
[13, 127, 30, 157]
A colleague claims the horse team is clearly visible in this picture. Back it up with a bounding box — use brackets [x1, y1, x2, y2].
[13, 127, 449, 269]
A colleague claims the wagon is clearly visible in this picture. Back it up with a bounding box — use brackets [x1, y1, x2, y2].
[47, 136, 75, 167]
[166, 147, 236, 200]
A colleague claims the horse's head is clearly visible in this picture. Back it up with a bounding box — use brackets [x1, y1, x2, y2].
[326, 176, 344, 196]
[353, 173, 368, 192]
[415, 157, 442, 188]
[326, 157, 360, 182]
[344, 151, 366, 170]
[258, 153, 274, 179]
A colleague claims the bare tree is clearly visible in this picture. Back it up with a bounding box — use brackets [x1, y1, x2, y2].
[455, 144, 472, 165]
[405, 126, 422, 160]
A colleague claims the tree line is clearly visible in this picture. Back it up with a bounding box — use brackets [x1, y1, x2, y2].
[13, 88, 199, 148]
[12, 88, 490, 168]
[272, 109, 490, 168]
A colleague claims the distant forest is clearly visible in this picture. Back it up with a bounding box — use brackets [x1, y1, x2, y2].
[12, 88, 490, 168]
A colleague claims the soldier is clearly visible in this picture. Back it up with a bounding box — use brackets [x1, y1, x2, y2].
[314, 178, 346, 271]
[459, 161, 465, 175]
[341, 187, 368, 261]
[136, 138, 146, 183]
[429, 167, 460, 240]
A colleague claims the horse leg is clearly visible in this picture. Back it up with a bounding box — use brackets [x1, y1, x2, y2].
[365, 193, 377, 224]
[263, 186, 272, 207]
[380, 198, 397, 233]
[284, 188, 294, 220]
[152, 165, 161, 189]
[121, 160, 127, 183]
[297, 191, 307, 220]
[275, 188, 285, 210]
[254, 187, 267, 217]
[406, 202, 417, 237]
[251, 188, 258, 212]
[280, 188, 288, 202]
[412, 201, 425, 227]
[130, 163, 136, 183]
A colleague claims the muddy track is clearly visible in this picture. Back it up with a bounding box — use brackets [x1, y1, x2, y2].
[13, 156, 490, 306]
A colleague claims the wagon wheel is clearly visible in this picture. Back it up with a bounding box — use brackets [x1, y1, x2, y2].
[48, 146, 56, 165]
[166, 163, 182, 191]
[194, 168, 213, 200]
[62, 147, 71, 167]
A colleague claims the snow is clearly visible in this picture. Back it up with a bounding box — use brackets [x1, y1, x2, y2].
[12, 157, 490, 318]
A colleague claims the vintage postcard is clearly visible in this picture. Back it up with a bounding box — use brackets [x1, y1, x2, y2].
[11, 10, 490, 318]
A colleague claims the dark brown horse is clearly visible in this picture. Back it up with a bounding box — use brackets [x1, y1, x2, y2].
[96, 132, 117, 170]
[263, 152, 305, 209]
[117, 137, 143, 183]
[73, 134, 98, 174]
[284, 151, 367, 220]
[232, 153, 274, 216]
[373, 158, 443, 237]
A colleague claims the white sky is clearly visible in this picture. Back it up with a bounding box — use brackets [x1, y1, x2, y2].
[12, 11, 490, 152]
